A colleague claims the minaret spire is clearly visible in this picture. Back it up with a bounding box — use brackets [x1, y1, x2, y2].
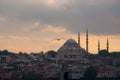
[78, 32, 80, 47]
[107, 38, 109, 52]
[98, 40, 100, 53]
[86, 29, 88, 52]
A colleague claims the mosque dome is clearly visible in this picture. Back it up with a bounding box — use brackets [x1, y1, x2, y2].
[57, 38, 84, 59]
[66, 38, 77, 44]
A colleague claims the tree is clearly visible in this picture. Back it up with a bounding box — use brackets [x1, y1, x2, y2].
[47, 50, 57, 58]
[0, 50, 9, 55]
[83, 66, 98, 79]
[22, 71, 36, 80]
[109, 52, 120, 58]
[99, 49, 109, 57]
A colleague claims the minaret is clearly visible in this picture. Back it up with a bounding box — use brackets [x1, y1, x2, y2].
[98, 40, 100, 53]
[78, 32, 80, 47]
[86, 29, 88, 52]
[107, 38, 109, 52]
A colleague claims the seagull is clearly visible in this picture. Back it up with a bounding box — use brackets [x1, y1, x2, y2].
[54, 38, 66, 41]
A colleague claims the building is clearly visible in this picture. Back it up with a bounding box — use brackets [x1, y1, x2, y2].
[57, 38, 90, 79]
[57, 38, 87, 60]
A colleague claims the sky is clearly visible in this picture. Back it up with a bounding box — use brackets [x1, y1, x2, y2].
[0, 0, 120, 53]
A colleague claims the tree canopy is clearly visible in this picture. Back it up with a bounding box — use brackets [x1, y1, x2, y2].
[47, 50, 57, 58]
[98, 49, 109, 57]
[84, 66, 98, 79]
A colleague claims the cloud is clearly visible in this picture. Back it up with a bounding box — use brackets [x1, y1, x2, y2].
[45, 0, 69, 9]
[0, 0, 120, 36]
[41, 25, 67, 34]
[0, 0, 120, 53]
[0, 16, 7, 23]
[0, 24, 68, 53]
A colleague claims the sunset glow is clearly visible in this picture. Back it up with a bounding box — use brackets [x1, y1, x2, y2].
[0, 0, 120, 53]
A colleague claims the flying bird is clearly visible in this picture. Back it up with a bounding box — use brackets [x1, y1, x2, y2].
[53, 38, 66, 41]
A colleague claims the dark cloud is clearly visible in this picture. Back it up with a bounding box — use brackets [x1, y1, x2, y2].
[0, 0, 120, 35]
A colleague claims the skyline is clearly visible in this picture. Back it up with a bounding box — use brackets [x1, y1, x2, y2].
[0, 0, 120, 53]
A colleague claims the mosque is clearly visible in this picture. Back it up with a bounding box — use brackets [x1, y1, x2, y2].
[57, 29, 89, 59]
[57, 30, 90, 80]
[56, 29, 110, 80]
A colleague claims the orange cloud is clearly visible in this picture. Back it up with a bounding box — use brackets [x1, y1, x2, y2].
[0, 23, 119, 54]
